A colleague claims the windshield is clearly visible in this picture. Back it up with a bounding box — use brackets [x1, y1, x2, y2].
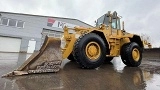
[104, 16, 109, 26]
[96, 15, 110, 26]
[96, 14, 120, 29]
[96, 15, 105, 26]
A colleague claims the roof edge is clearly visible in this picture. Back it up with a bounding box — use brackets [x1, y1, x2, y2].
[0, 11, 93, 27]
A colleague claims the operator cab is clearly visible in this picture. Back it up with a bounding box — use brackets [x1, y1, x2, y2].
[96, 11, 121, 30]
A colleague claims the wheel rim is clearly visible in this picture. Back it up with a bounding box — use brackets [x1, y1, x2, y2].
[132, 48, 140, 61]
[85, 41, 101, 61]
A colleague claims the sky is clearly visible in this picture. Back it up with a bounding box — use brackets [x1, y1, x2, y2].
[0, 0, 160, 47]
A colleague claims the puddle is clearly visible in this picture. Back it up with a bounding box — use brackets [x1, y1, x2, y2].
[0, 53, 160, 90]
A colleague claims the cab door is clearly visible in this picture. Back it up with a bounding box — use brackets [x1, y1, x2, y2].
[109, 12, 121, 56]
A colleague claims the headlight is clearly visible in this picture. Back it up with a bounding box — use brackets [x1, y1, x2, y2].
[60, 35, 66, 49]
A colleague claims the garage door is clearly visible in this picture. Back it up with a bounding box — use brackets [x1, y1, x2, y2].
[0, 37, 21, 52]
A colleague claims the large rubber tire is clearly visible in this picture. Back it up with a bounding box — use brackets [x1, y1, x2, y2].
[120, 42, 142, 67]
[73, 33, 106, 69]
[120, 43, 131, 66]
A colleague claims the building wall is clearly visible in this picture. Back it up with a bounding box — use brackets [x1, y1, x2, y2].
[0, 12, 92, 53]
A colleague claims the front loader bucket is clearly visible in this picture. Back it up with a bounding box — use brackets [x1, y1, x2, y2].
[2, 36, 62, 77]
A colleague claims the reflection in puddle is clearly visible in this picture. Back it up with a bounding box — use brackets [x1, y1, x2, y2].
[111, 57, 160, 89]
[3, 73, 63, 90]
[1, 53, 160, 90]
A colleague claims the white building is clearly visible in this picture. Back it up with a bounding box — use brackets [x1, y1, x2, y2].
[0, 12, 92, 53]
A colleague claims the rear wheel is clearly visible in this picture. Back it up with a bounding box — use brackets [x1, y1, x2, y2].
[121, 42, 142, 67]
[73, 33, 106, 69]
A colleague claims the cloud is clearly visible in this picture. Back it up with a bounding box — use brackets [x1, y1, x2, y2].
[0, 0, 160, 47]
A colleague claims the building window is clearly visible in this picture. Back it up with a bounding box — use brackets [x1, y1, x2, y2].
[9, 19, 17, 27]
[1, 18, 9, 25]
[17, 21, 24, 28]
[0, 17, 25, 28]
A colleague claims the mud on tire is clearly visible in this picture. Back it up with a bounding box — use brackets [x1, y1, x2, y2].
[73, 33, 106, 69]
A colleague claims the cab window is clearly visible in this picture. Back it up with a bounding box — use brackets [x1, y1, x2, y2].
[117, 19, 120, 29]
[103, 16, 109, 26]
[112, 19, 117, 29]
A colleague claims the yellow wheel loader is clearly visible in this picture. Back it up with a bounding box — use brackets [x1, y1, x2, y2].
[3, 11, 151, 77]
[62, 11, 145, 69]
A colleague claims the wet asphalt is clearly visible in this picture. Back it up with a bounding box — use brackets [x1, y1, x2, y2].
[0, 52, 160, 90]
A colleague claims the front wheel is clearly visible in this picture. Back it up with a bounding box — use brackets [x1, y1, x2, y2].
[73, 33, 106, 69]
[121, 42, 142, 67]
